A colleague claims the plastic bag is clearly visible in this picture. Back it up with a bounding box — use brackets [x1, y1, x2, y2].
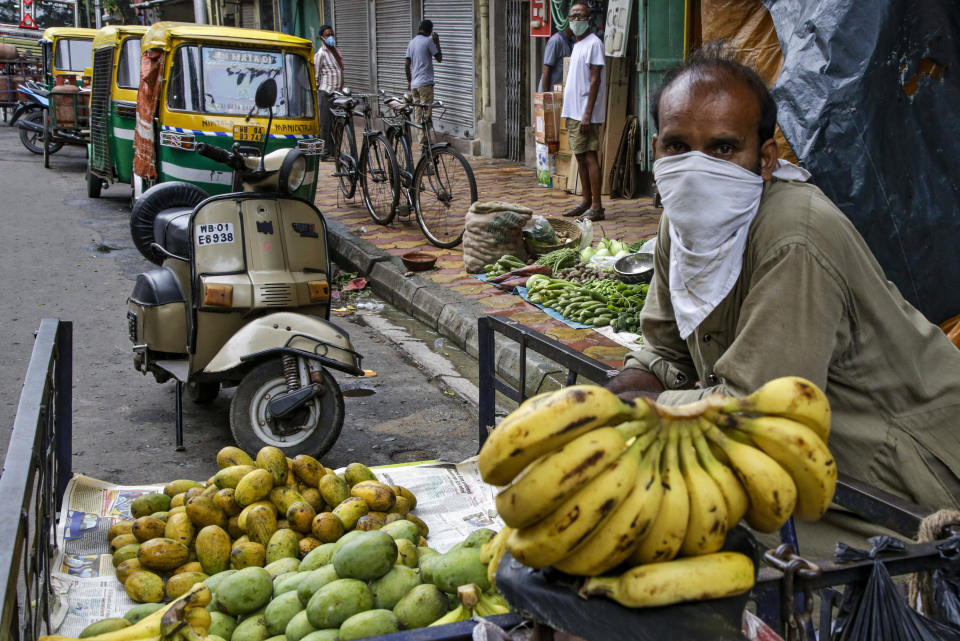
[930, 536, 960, 627]
[523, 215, 558, 245]
[577, 218, 594, 250]
[834, 561, 960, 641]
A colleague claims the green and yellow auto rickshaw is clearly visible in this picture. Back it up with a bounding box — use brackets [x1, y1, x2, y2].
[37, 27, 97, 167]
[132, 22, 323, 201]
[87, 25, 148, 198]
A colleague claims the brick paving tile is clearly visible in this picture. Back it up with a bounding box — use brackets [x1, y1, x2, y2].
[314, 149, 662, 368]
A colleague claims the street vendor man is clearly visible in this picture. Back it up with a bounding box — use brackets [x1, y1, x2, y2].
[605, 42, 960, 517]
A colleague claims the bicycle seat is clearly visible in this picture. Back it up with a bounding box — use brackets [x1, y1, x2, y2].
[333, 96, 356, 110]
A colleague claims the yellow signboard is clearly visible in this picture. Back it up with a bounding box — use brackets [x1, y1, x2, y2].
[233, 124, 266, 142]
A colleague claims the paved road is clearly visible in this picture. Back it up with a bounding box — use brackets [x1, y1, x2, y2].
[0, 124, 479, 485]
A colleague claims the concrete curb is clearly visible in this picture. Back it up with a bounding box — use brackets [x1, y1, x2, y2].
[326, 219, 570, 397]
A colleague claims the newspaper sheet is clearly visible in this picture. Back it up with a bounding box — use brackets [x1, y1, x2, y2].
[51, 459, 499, 634]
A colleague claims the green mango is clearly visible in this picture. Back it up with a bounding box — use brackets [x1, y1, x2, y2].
[330, 530, 364, 556]
[297, 565, 340, 606]
[274, 571, 307, 597]
[395, 539, 418, 567]
[380, 520, 419, 546]
[208, 611, 238, 640]
[232, 611, 270, 641]
[332, 530, 397, 581]
[463, 528, 497, 548]
[264, 590, 304, 636]
[284, 610, 317, 641]
[369, 565, 421, 610]
[305, 578, 373, 629]
[298, 543, 336, 572]
[130, 493, 171, 519]
[79, 618, 130, 637]
[393, 584, 450, 629]
[266, 529, 300, 565]
[338, 609, 400, 640]
[264, 556, 300, 577]
[300, 631, 340, 641]
[216, 566, 273, 615]
[431, 546, 490, 593]
[122, 603, 164, 624]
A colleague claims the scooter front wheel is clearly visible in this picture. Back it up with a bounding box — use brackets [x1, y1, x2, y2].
[230, 358, 344, 458]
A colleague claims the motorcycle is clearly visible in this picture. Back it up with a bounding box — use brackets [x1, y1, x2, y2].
[127, 77, 364, 457]
[10, 81, 63, 155]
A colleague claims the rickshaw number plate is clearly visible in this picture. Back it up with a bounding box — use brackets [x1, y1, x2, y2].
[196, 222, 236, 246]
[233, 124, 266, 142]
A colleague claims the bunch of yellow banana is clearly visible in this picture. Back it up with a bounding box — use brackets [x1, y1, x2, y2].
[429, 584, 511, 626]
[478, 376, 836, 586]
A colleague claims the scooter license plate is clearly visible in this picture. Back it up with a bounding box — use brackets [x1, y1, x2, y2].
[233, 123, 266, 142]
[196, 222, 236, 246]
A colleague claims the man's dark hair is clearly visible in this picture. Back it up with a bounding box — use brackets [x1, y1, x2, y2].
[319, 24, 332, 37]
[650, 40, 777, 143]
[419, 20, 433, 35]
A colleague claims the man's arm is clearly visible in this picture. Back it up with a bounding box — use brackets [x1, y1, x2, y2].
[432, 33, 442, 63]
[405, 57, 411, 89]
[540, 64, 553, 93]
[580, 63, 602, 132]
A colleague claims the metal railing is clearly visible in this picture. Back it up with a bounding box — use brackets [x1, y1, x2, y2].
[475, 314, 948, 639]
[0, 319, 72, 641]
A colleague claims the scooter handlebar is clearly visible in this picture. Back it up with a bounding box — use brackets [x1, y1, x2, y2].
[195, 142, 235, 165]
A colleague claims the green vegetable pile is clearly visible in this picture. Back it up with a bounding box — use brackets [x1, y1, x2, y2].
[534, 248, 579, 272]
[483, 255, 526, 279]
[526, 275, 648, 329]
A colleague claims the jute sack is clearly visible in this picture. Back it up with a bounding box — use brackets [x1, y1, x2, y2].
[463, 201, 534, 273]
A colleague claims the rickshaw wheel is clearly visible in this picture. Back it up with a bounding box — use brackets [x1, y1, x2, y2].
[87, 168, 102, 198]
[230, 359, 344, 458]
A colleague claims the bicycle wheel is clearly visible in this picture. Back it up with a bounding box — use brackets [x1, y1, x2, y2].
[360, 133, 400, 225]
[412, 145, 478, 248]
[334, 119, 358, 199]
[387, 127, 414, 179]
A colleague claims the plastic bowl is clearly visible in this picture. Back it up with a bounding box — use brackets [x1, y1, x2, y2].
[614, 252, 654, 284]
[401, 252, 437, 272]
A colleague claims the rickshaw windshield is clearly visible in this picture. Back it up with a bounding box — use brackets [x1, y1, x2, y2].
[54, 38, 93, 72]
[167, 45, 314, 118]
[116, 38, 142, 89]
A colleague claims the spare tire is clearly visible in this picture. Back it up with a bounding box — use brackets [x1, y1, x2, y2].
[130, 181, 208, 265]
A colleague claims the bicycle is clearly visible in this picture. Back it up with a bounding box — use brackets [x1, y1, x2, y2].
[380, 91, 478, 248]
[328, 90, 400, 225]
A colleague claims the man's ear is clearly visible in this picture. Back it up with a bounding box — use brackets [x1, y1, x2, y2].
[759, 137, 779, 181]
[651, 134, 658, 163]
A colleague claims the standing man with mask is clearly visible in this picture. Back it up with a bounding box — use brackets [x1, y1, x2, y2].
[559, 2, 606, 221]
[539, 23, 574, 93]
[405, 20, 442, 148]
[605, 43, 960, 519]
[314, 24, 343, 161]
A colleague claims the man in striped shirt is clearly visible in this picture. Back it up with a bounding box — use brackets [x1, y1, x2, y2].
[314, 24, 343, 161]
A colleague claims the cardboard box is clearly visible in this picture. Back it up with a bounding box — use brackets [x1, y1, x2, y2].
[599, 56, 631, 195]
[535, 143, 554, 188]
[533, 92, 560, 152]
[555, 152, 572, 183]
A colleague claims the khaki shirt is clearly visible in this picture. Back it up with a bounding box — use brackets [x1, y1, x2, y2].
[625, 179, 960, 509]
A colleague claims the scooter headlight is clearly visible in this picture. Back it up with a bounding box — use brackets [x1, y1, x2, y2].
[280, 149, 307, 194]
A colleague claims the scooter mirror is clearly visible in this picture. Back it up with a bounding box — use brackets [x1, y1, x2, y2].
[255, 78, 278, 110]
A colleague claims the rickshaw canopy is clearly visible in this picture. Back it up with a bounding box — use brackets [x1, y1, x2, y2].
[93, 25, 148, 50]
[40, 27, 98, 43]
[141, 22, 313, 53]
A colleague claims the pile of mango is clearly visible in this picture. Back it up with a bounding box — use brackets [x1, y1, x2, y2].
[76, 445, 511, 641]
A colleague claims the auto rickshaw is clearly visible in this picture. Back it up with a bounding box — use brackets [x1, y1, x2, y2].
[87, 25, 147, 199]
[38, 26, 98, 168]
[132, 23, 323, 202]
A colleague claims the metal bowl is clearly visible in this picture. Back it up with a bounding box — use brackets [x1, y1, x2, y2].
[401, 251, 437, 271]
[614, 251, 654, 284]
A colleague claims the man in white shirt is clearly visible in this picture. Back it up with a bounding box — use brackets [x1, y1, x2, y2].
[559, 2, 606, 221]
[405, 20, 443, 147]
[314, 25, 343, 161]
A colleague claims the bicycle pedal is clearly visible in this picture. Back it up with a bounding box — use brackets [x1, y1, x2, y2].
[396, 204, 411, 218]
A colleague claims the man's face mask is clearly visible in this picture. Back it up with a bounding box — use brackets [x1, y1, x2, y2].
[324, 35, 336, 47]
[569, 19, 590, 36]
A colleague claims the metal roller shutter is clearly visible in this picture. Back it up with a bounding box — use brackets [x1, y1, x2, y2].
[375, 0, 412, 103]
[334, 0, 372, 92]
[422, 0, 475, 138]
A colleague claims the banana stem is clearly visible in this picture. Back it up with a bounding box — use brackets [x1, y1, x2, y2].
[614, 417, 657, 442]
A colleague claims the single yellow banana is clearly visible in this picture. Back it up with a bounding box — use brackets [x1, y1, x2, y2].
[678, 423, 728, 556]
[712, 412, 837, 522]
[428, 605, 471, 626]
[719, 376, 831, 443]
[691, 419, 748, 529]
[496, 419, 653, 528]
[699, 421, 797, 533]
[580, 551, 755, 608]
[39, 584, 211, 641]
[506, 430, 652, 568]
[553, 432, 665, 576]
[481, 526, 513, 587]
[631, 423, 689, 564]
[475, 592, 511, 617]
[478, 385, 649, 486]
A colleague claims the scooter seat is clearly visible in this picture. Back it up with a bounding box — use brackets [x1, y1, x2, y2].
[130, 267, 185, 306]
[153, 207, 193, 257]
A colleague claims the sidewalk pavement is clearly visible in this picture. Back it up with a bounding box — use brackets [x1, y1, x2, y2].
[314, 152, 663, 393]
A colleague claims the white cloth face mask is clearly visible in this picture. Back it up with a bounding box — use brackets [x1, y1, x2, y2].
[653, 151, 764, 340]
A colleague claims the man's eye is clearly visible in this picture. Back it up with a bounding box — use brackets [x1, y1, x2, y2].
[715, 144, 733, 155]
[665, 142, 688, 153]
